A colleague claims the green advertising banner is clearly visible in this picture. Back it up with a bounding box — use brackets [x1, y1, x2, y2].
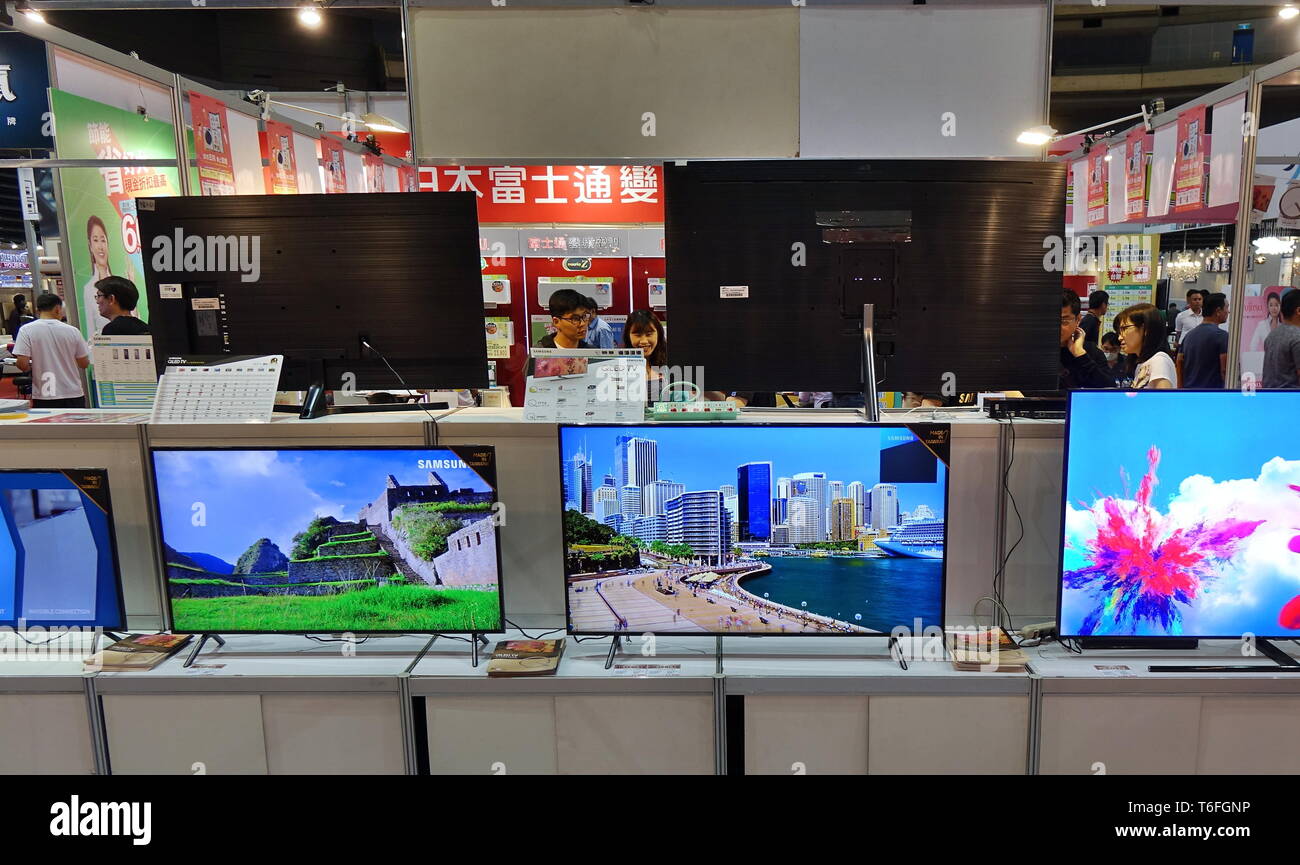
[50, 88, 180, 340]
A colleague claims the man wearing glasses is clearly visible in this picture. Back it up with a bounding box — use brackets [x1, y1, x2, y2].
[94, 277, 150, 336]
[1060, 289, 1114, 390]
[527, 288, 594, 377]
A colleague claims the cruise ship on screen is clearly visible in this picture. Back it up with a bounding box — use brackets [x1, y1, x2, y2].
[875, 518, 945, 559]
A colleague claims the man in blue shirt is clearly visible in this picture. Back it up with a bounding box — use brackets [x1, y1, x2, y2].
[1177, 291, 1229, 388]
[582, 294, 617, 349]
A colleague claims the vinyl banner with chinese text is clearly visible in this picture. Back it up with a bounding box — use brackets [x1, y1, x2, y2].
[188, 91, 236, 196]
[418, 165, 663, 223]
[1086, 147, 1107, 227]
[1174, 105, 1207, 212]
[320, 137, 347, 193]
[363, 153, 385, 192]
[398, 163, 418, 192]
[1124, 126, 1146, 220]
[262, 119, 299, 195]
[50, 88, 180, 341]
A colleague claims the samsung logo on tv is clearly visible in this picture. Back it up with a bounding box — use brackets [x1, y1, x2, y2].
[418, 459, 468, 469]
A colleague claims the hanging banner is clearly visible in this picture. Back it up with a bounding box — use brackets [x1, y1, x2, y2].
[49, 89, 180, 340]
[262, 119, 299, 195]
[397, 163, 418, 192]
[1173, 106, 1206, 212]
[0, 32, 54, 150]
[418, 165, 664, 223]
[320, 138, 348, 193]
[1086, 147, 1107, 227]
[363, 153, 385, 192]
[188, 91, 236, 196]
[1124, 127, 1146, 220]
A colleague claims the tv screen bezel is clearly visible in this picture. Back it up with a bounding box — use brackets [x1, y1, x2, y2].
[148, 444, 506, 635]
[557, 421, 950, 637]
[1056, 388, 1300, 641]
[0, 468, 128, 631]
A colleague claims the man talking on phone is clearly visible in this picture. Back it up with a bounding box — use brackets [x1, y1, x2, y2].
[1060, 289, 1114, 390]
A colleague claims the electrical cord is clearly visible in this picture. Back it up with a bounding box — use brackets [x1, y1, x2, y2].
[12, 630, 71, 646]
[991, 415, 1026, 633]
[503, 618, 562, 640]
[304, 634, 371, 644]
[360, 338, 443, 424]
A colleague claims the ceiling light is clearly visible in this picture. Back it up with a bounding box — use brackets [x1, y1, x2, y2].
[361, 112, 407, 134]
[1016, 125, 1057, 146]
[1281, 5, 1299, 20]
[21, 6, 45, 23]
[298, 4, 322, 28]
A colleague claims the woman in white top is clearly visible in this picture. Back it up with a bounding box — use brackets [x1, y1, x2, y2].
[81, 214, 114, 335]
[1116, 302, 1176, 389]
[1248, 291, 1283, 353]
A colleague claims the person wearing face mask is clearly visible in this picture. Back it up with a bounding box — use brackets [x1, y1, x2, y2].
[1059, 290, 1114, 390]
[1099, 331, 1126, 384]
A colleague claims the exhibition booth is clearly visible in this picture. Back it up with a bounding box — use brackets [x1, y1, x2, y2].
[0, 6, 1298, 781]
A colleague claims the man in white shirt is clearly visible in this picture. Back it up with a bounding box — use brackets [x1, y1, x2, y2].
[13, 293, 90, 408]
[1172, 289, 1204, 349]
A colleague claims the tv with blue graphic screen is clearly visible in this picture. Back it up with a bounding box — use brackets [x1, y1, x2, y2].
[150, 446, 504, 634]
[558, 423, 949, 635]
[1059, 390, 1300, 639]
[0, 469, 125, 629]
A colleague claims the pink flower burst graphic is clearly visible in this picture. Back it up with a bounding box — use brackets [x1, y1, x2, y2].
[1065, 446, 1265, 636]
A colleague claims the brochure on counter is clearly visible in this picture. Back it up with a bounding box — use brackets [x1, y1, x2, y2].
[523, 347, 645, 423]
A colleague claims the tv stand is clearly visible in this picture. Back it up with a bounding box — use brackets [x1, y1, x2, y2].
[275, 383, 448, 420]
[1148, 638, 1300, 674]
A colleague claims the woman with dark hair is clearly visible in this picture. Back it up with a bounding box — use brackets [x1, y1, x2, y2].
[1248, 291, 1284, 353]
[1116, 302, 1176, 389]
[624, 308, 667, 401]
[82, 214, 113, 334]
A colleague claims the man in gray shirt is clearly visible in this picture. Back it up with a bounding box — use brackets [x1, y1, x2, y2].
[1262, 289, 1300, 388]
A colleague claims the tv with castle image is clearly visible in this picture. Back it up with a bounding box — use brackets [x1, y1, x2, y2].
[150, 447, 503, 633]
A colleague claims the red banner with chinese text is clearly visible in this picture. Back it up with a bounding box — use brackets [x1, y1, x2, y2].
[1174, 105, 1207, 212]
[363, 153, 385, 193]
[261, 120, 299, 195]
[189, 91, 235, 195]
[418, 165, 664, 223]
[1124, 126, 1146, 220]
[319, 138, 348, 193]
[1086, 148, 1107, 227]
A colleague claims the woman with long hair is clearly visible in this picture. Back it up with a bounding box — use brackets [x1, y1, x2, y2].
[1248, 291, 1284, 353]
[623, 308, 667, 401]
[82, 215, 113, 334]
[1115, 302, 1176, 389]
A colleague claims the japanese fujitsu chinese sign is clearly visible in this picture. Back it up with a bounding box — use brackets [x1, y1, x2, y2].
[1174, 105, 1206, 213]
[188, 91, 236, 195]
[262, 119, 298, 195]
[418, 165, 664, 223]
[320, 137, 348, 193]
[48, 88, 181, 341]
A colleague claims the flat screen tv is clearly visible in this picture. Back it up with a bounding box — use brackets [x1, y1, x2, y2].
[559, 423, 949, 635]
[137, 192, 488, 391]
[150, 447, 504, 634]
[1058, 390, 1300, 639]
[0, 469, 125, 629]
[664, 159, 1066, 393]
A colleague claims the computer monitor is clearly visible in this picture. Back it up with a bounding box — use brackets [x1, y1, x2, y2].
[137, 192, 488, 392]
[0, 469, 126, 629]
[664, 160, 1066, 393]
[150, 446, 504, 634]
[559, 423, 949, 635]
[1058, 390, 1300, 640]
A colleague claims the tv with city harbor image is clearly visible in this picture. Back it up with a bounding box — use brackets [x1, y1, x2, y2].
[559, 424, 949, 635]
[1059, 390, 1300, 640]
[150, 447, 503, 633]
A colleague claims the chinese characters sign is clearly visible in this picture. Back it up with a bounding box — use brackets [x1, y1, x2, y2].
[1174, 106, 1206, 212]
[1086, 148, 1107, 227]
[363, 153, 385, 193]
[188, 91, 236, 196]
[319, 137, 347, 193]
[1124, 127, 1146, 220]
[262, 119, 299, 195]
[418, 165, 664, 223]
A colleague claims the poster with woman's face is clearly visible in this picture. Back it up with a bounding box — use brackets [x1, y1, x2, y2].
[49, 89, 181, 339]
